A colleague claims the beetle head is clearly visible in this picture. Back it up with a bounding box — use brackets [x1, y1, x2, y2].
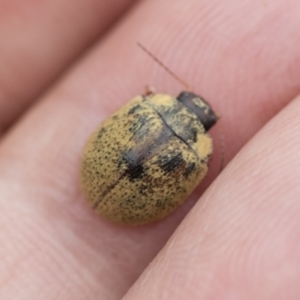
[177, 91, 218, 131]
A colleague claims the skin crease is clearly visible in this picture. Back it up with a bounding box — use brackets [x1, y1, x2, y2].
[0, 0, 300, 299]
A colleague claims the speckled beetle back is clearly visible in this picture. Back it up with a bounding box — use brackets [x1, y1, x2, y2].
[80, 92, 217, 225]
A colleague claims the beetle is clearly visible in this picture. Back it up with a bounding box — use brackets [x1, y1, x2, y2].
[80, 44, 218, 225]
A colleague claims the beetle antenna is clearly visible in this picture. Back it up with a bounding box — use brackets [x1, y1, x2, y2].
[137, 42, 193, 92]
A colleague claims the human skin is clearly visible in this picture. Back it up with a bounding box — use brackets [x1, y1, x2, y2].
[1, 0, 300, 299]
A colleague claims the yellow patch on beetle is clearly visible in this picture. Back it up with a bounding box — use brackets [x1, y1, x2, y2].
[80, 91, 218, 225]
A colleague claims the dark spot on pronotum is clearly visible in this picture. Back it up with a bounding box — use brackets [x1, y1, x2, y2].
[148, 102, 199, 157]
[177, 91, 217, 131]
[157, 152, 185, 173]
[161, 105, 181, 119]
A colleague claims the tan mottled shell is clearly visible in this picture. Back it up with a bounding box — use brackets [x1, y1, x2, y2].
[80, 94, 213, 225]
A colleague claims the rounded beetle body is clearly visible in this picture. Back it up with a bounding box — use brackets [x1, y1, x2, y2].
[80, 92, 217, 225]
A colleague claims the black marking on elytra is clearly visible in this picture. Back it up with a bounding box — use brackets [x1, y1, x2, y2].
[157, 152, 185, 173]
[139, 185, 148, 196]
[128, 121, 139, 133]
[184, 162, 196, 178]
[177, 91, 217, 131]
[122, 149, 147, 181]
[155, 199, 167, 209]
[93, 108, 176, 209]
[128, 104, 142, 115]
[97, 127, 107, 139]
[118, 113, 173, 181]
[121, 124, 171, 180]
[128, 114, 147, 131]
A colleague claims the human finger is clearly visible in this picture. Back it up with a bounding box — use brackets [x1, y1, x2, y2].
[122, 94, 300, 300]
[0, 0, 138, 133]
[1, 0, 300, 299]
